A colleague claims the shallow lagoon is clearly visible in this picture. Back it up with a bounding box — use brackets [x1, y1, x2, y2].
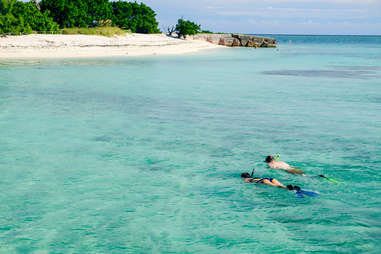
[1, 35, 381, 253]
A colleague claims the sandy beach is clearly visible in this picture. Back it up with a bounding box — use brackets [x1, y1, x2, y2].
[0, 33, 221, 59]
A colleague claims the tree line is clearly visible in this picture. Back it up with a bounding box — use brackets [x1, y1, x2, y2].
[0, 0, 160, 34]
[1, 0, 210, 36]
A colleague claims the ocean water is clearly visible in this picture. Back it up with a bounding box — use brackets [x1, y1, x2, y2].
[1, 35, 380, 253]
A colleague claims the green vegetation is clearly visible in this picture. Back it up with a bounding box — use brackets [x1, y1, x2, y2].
[0, 0, 58, 34]
[200, 30, 213, 34]
[40, 0, 159, 33]
[13, 1, 59, 32]
[112, 1, 160, 34]
[40, 0, 113, 28]
[62, 26, 126, 37]
[175, 18, 201, 38]
[1, 0, 160, 35]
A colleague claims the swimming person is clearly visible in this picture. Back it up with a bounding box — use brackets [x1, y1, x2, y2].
[264, 155, 305, 175]
[241, 172, 287, 188]
[241, 171, 319, 198]
[241, 171, 300, 191]
[264, 155, 340, 183]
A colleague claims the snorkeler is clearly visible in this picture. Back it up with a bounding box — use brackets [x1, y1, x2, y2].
[241, 170, 300, 191]
[264, 155, 340, 183]
[241, 169, 319, 197]
[264, 155, 306, 175]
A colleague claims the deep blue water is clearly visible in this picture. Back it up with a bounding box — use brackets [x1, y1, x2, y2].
[0, 35, 381, 253]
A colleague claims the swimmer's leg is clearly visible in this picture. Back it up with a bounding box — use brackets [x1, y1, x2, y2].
[263, 179, 287, 189]
[271, 179, 287, 188]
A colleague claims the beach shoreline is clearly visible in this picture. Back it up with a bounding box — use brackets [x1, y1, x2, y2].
[0, 33, 222, 59]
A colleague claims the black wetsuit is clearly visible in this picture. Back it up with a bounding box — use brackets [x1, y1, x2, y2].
[250, 177, 274, 183]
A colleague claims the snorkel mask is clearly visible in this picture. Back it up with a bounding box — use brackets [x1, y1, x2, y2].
[265, 154, 280, 163]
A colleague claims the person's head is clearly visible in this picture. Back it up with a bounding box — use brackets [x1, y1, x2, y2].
[265, 155, 274, 163]
[241, 172, 251, 178]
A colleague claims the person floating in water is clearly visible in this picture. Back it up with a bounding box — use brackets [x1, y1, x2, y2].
[240, 171, 300, 191]
[264, 155, 340, 183]
[241, 170, 319, 197]
[264, 155, 305, 175]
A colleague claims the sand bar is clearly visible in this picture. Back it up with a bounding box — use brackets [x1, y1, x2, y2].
[0, 33, 221, 59]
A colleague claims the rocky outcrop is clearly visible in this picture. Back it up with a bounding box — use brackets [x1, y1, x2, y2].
[192, 33, 276, 48]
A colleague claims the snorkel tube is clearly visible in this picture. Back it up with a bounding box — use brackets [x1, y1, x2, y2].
[251, 168, 255, 177]
[274, 154, 280, 161]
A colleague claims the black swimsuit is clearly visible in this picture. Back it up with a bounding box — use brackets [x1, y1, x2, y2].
[250, 177, 274, 183]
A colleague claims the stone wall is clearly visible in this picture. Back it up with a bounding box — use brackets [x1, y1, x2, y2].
[191, 33, 276, 48]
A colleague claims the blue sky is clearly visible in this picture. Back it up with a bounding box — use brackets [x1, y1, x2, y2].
[139, 0, 381, 35]
[25, 0, 381, 35]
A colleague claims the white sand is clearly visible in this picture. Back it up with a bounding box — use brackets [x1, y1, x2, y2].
[0, 33, 221, 59]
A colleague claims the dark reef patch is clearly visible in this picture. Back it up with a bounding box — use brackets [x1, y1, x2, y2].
[262, 69, 380, 79]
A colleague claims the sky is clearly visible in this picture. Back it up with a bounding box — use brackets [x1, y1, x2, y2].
[138, 0, 381, 35]
[23, 0, 381, 35]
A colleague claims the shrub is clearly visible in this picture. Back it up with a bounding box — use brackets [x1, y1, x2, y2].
[12, 1, 59, 32]
[0, 13, 31, 34]
[62, 26, 126, 37]
[175, 18, 200, 38]
[112, 1, 160, 34]
[0, 0, 58, 34]
[40, 0, 112, 28]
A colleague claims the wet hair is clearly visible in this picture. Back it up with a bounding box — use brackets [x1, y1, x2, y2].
[241, 172, 251, 178]
[265, 155, 274, 163]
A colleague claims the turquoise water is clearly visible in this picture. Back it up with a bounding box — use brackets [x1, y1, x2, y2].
[1, 35, 381, 253]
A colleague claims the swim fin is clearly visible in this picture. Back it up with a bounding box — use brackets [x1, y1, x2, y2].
[294, 190, 304, 198]
[319, 175, 340, 184]
[298, 189, 319, 197]
[288, 185, 317, 198]
[325, 177, 340, 184]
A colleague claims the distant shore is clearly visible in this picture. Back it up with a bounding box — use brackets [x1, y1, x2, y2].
[0, 33, 221, 59]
